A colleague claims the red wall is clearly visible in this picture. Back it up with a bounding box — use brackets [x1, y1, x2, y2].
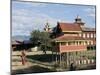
[59, 45, 87, 53]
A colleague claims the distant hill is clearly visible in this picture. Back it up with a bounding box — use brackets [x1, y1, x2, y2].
[12, 35, 30, 41]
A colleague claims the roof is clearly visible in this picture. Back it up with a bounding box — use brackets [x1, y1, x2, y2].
[53, 35, 91, 42]
[12, 40, 32, 45]
[12, 40, 22, 45]
[23, 40, 32, 44]
[81, 27, 96, 32]
[58, 22, 82, 32]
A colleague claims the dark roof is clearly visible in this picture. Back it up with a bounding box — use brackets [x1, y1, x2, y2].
[23, 40, 32, 44]
[58, 22, 82, 32]
[12, 40, 32, 45]
[12, 40, 22, 45]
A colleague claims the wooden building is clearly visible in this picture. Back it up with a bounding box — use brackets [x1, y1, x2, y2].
[12, 40, 34, 51]
[12, 40, 23, 51]
[52, 16, 96, 53]
[51, 16, 96, 67]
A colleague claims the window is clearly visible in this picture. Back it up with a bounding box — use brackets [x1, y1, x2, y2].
[87, 33, 89, 38]
[85, 41, 87, 45]
[73, 41, 75, 45]
[91, 33, 93, 38]
[87, 41, 90, 45]
[79, 33, 82, 37]
[83, 33, 85, 38]
[79, 41, 81, 45]
[75, 41, 78, 45]
[68, 42, 71, 45]
[91, 41, 93, 45]
[83, 41, 86, 45]
[61, 42, 66, 45]
[66, 42, 68, 46]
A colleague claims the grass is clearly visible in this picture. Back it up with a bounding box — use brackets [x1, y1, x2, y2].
[27, 54, 59, 62]
[12, 65, 56, 75]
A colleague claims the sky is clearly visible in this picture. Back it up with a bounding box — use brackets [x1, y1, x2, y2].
[12, 0, 96, 36]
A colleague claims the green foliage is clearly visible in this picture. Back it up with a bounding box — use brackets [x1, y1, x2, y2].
[30, 30, 52, 53]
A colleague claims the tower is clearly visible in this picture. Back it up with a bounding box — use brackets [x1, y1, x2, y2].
[44, 21, 51, 32]
[74, 15, 85, 27]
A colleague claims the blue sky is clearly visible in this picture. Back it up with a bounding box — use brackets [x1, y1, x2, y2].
[12, 1, 96, 36]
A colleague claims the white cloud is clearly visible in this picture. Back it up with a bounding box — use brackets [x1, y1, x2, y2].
[84, 7, 95, 18]
[12, 8, 61, 36]
[31, 2, 49, 7]
[12, 1, 72, 36]
[12, 1, 48, 8]
[89, 13, 95, 18]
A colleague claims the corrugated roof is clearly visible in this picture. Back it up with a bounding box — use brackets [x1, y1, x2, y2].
[53, 35, 91, 41]
[58, 22, 82, 32]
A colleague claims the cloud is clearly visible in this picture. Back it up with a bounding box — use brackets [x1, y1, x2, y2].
[31, 2, 49, 7]
[84, 7, 95, 18]
[12, 1, 92, 36]
[12, 1, 48, 8]
[12, 7, 62, 36]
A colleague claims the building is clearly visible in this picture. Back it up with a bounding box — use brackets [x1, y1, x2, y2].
[12, 40, 34, 51]
[12, 40, 23, 51]
[51, 16, 96, 66]
[52, 16, 96, 53]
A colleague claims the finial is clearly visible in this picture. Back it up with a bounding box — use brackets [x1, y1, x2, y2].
[76, 15, 81, 19]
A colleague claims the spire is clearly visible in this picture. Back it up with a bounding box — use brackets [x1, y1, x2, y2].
[75, 15, 81, 22]
[76, 15, 81, 19]
[74, 15, 85, 27]
[44, 20, 51, 32]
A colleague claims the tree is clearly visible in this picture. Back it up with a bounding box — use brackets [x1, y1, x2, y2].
[30, 30, 41, 45]
[30, 30, 52, 54]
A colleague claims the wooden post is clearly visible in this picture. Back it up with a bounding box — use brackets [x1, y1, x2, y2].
[65, 53, 67, 67]
[62, 53, 64, 68]
[52, 51, 53, 62]
[73, 52, 74, 63]
[80, 51, 82, 65]
[67, 52, 69, 66]
[60, 53, 62, 68]
[56, 52, 57, 64]
[62, 53, 66, 68]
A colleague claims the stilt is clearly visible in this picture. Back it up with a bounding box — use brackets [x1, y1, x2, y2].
[61, 53, 63, 68]
[65, 53, 67, 67]
[80, 51, 82, 64]
[56, 52, 58, 64]
[73, 52, 75, 63]
[60, 53, 62, 68]
[67, 52, 69, 66]
[62, 53, 65, 67]
[52, 51, 53, 62]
